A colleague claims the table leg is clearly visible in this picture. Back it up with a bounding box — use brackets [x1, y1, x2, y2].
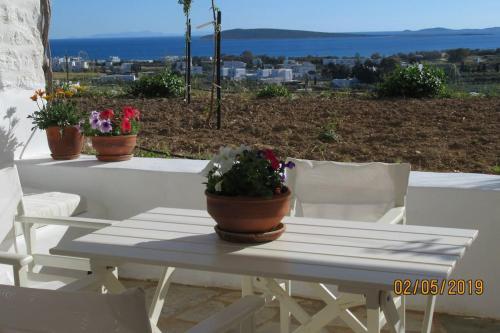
[90, 263, 126, 294]
[366, 291, 381, 333]
[149, 266, 176, 328]
[241, 276, 256, 333]
[421, 296, 436, 333]
[398, 295, 406, 333]
[280, 280, 291, 333]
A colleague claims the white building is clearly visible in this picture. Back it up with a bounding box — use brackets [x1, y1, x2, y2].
[175, 61, 203, 75]
[282, 61, 316, 79]
[258, 68, 293, 83]
[52, 57, 89, 72]
[120, 63, 133, 74]
[109, 56, 121, 64]
[222, 68, 247, 80]
[256, 68, 273, 79]
[323, 58, 359, 68]
[223, 61, 246, 69]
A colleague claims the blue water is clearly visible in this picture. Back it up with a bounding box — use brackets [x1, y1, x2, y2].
[50, 34, 500, 60]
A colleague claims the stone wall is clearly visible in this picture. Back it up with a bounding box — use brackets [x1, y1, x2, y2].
[0, 0, 48, 162]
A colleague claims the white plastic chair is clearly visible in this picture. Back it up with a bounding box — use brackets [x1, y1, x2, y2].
[286, 159, 411, 224]
[277, 159, 411, 333]
[0, 284, 265, 333]
[0, 165, 115, 288]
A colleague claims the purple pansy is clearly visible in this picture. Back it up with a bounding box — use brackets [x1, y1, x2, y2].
[89, 111, 101, 130]
[90, 110, 99, 119]
[285, 161, 296, 169]
[99, 119, 112, 133]
[90, 117, 100, 130]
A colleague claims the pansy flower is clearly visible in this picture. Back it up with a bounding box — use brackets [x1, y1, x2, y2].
[99, 119, 112, 133]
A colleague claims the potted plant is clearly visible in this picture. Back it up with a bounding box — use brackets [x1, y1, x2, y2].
[203, 146, 295, 243]
[28, 88, 84, 160]
[83, 106, 140, 162]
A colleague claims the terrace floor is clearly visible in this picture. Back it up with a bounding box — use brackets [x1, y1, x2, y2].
[122, 279, 500, 333]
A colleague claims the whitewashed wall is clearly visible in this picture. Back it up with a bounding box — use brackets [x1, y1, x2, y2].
[0, 0, 48, 164]
[16, 157, 500, 319]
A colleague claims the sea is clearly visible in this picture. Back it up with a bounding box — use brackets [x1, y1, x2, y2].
[50, 34, 500, 60]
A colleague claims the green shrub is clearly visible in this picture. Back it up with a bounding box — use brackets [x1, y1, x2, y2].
[256, 84, 290, 98]
[128, 69, 184, 98]
[318, 121, 340, 143]
[378, 64, 447, 98]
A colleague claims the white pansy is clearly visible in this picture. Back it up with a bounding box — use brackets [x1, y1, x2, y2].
[200, 145, 251, 177]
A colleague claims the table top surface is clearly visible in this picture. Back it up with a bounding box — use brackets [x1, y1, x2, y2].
[51, 207, 478, 290]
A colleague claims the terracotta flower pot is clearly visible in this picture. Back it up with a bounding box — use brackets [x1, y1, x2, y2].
[206, 189, 291, 234]
[91, 135, 137, 162]
[46, 126, 84, 160]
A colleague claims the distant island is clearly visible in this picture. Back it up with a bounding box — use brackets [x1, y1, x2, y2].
[202, 27, 500, 40]
[85, 31, 177, 39]
[201, 28, 371, 40]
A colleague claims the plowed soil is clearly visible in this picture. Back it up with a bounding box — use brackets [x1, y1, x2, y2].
[77, 94, 500, 174]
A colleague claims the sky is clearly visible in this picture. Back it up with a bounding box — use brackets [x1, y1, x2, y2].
[51, 0, 500, 39]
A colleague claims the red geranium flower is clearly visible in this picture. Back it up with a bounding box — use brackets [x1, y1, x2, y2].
[263, 149, 280, 170]
[121, 117, 132, 134]
[123, 106, 135, 120]
[100, 109, 114, 120]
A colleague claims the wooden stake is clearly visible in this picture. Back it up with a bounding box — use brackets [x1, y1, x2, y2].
[216, 10, 222, 129]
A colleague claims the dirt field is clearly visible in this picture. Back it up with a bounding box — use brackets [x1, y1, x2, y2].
[77, 94, 500, 174]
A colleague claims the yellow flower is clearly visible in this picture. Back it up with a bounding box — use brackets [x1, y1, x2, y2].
[43, 94, 53, 101]
[64, 91, 74, 98]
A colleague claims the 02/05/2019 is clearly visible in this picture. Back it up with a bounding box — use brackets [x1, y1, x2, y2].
[393, 279, 484, 296]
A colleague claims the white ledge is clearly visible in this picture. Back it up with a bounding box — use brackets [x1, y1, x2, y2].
[17, 155, 209, 174]
[409, 171, 500, 191]
[17, 156, 500, 192]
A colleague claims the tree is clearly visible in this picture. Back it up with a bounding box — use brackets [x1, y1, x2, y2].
[371, 52, 382, 60]
[379, 57, 399, 76]
[321, 64, 351, 79]
[240, 50, 253, 67]
[447, 48, 470, 63]
[352, 60, 380, 84]
[41, 0, 52, 93]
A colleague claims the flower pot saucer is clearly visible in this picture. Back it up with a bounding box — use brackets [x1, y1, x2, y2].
[51, 154, 81, 160]
[214, 223, 286, 244]
[96, 154, 133, 162]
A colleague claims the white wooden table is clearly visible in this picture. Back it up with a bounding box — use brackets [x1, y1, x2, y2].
[50, 207, 478, 333]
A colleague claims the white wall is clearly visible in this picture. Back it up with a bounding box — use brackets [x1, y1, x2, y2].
[16, 157, 500, 319]
[0, 0, 48, 163]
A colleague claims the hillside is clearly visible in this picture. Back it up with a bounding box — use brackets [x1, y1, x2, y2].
[201, 27, 500, 40]
[201, 28, 369, 40]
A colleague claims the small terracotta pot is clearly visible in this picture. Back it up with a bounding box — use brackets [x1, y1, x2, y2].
[91, 135, 137, 162]
[206, 189, 291, 234]
[46, 126, 84, 160]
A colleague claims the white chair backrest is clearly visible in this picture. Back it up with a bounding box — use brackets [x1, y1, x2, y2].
[0, 166, 23, 252]
[0, 285, 152, 333]
[286, 159, 410, 222]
